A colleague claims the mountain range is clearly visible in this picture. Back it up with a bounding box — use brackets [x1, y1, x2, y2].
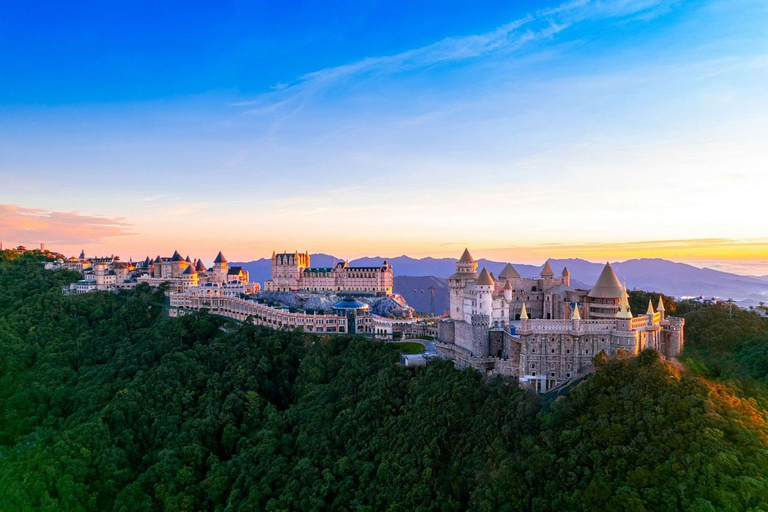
[233, 254, 768, 314]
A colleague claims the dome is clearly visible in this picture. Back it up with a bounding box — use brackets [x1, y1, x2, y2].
[332, 298, 370, 311]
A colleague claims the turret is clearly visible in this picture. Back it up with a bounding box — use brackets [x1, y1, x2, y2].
[541, 260, 554, 279]
[657, 296, 665, 320]
[475, 267, 495, 319]
[571, 302, 581, 330]
[520, 302, 529, 330]
[562, 266, 571, 287]
[646, 299, 655, 316]
[503, 280, 513, 302]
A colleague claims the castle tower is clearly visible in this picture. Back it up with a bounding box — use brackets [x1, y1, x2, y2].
[570, 301, 581, 331]
[587, 262, 624, 319]
[540, 260, 555, 280]
[520, 302, 529, 330]
[503, 279, 513, 302]
[474, 267, 495, 321]
[562, 266, 571, 287]
[448, 248, 478, 321]
[616, 283, 633, 331]
[213, 251, 228, 283]
[657, 296, 665, 321]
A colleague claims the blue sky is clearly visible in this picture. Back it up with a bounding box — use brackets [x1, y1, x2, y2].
[1, 0, 767, 272]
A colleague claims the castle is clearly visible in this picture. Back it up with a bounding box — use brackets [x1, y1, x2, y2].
[437, 249, 685, 392]
[59, 249, 254, 294]
[264, 251, 393, 295]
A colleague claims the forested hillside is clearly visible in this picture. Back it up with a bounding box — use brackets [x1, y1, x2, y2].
[2, 252, 768, 511]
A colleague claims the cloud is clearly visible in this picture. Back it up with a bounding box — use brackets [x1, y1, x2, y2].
[233, 0, 673, 114]
[0, 204, 134, 245]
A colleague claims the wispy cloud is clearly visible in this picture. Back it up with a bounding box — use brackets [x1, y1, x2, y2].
[232, 0, 673, 114]
[0, 204, 134, 245]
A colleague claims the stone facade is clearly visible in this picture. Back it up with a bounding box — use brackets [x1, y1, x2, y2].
[437, 249, 685, 393]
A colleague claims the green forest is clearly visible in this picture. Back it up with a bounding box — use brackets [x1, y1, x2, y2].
[2, 251, 768, 511]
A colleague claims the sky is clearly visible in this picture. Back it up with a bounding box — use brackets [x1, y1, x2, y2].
[1, 0, 767, 273]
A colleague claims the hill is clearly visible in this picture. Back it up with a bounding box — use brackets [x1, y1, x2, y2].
[2, 252, 768, 510]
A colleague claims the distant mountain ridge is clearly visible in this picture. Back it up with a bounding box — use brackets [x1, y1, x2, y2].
[233, 254, 768, 309]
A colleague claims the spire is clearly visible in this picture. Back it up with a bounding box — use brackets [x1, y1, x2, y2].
[541, 259, 554, 278]
[272, 250, 276, 259]
[185, 255, 192, 263]
[459, 248, 474, 263]
[520, 302, 529, 320]
[657, 296, 665, 311]
[588, 262, 624, 299]
[616, 283, 633, 319]
[476, 267, 495, 286]
[571, 304, 581, 320]
[562, 266, 570, 276]
[214, 251, 227, 264]
[196, 259, 207, 272]
[646, 299, 655, 315]
[154, 255, 162, 263]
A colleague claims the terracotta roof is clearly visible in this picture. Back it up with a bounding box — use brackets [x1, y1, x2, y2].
[587, 262, 624, 299]
[458, 248, 474, 264]
[540, 260, 554, 277]
[499, 263, 521, 279]
[503, 280, 513, 290]
[476, 267, 495, 286]
[214, 251, 227, 264]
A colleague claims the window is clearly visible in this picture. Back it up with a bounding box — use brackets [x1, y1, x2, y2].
[531, 372, 536, 376]
[566, 349, 570, 354]
[566, 372, 571, 378]
[551, 349, 555, 353]
[550, 372, 555, 377]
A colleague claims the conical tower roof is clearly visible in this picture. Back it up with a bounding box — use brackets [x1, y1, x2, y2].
[154, 255, 162, 263]
[79, 250, 85, 259]
[587, 262, 624, 299]
[476, 267, 495, 286]
[183, 265, 197, 275]
[646, 299, 655, 315]
[657, 296, 665, 311]
[214, 251, 227, 264]
[503, 280, 513, 290]
[520, 302, 529, 320]
[616, 284, 633, 319]
[459, 248, 474, 264]
[171, 250, 183, 262]
[541, 260, 554, 278]
[196, 259, 207, 272]
[499, 263, 521, 279]
[571, 304, 581, 320]
[185, 255, 192, 263]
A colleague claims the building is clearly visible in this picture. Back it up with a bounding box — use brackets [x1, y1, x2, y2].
[264, 251, 393, 295]
[437, 249, 685, 393]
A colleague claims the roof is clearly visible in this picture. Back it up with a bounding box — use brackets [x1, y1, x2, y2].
[214, 251, 227, 264]
[448, 271, 478, 280]
[183, 266, 197, 275]
[562, 266, 570, 275]
[657, 296, 665, 311]
[616, 284, 633, 318]
[154, 255, 162, 263]
[520, 302, 529, 320]
[195, 259, 207, 272]
[499, 263, 521, 279]
[476, 267, 495, 286]
[646, 299, 655, 315]
[185, 255, 192, 263]
[171, 250, 183, 262]
[587, 262, 624, 299]
[332, 298, 370, 311]
[458, 248, 474, 264]
[571, 305, 581, 320]
[228, 266, 243, 275]
[541, 260, 554, 277]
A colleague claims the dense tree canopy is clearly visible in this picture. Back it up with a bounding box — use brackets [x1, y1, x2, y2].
[2, 253, 768, 511]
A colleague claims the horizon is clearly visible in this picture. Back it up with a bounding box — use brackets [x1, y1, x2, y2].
[2, 1, 767, 274]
